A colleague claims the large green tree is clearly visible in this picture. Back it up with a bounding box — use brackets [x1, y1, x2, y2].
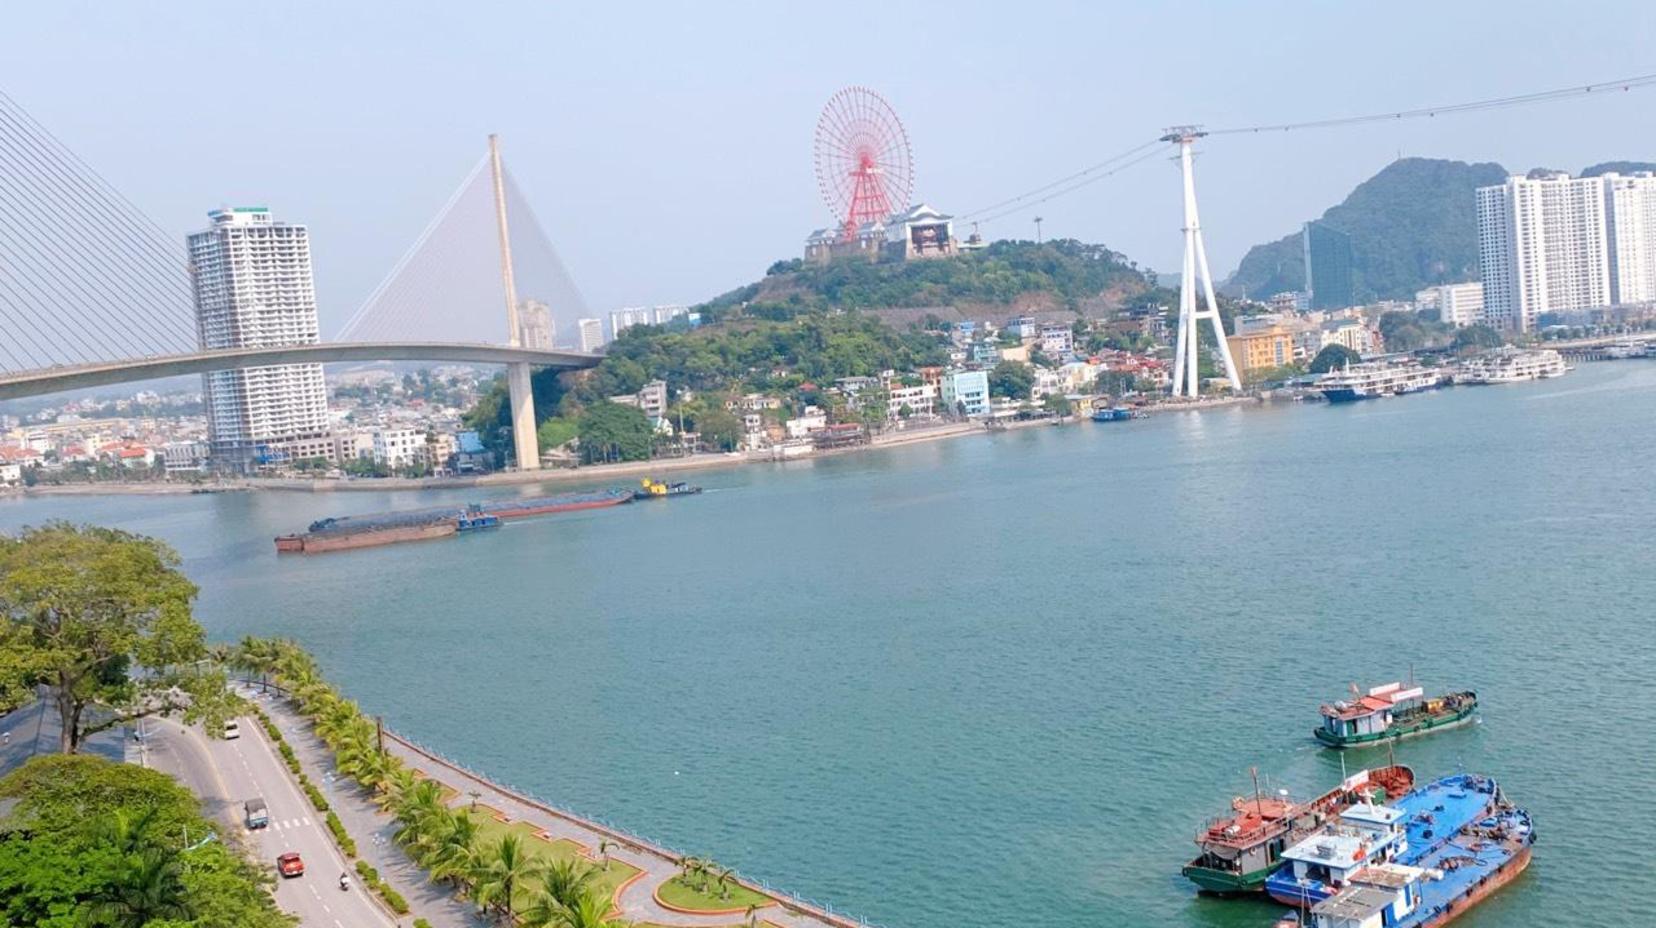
[0, 754, 293, 928]
[1308, 344, 1362, 373]
[988, 361, 1034, 400]
[577, 402, 654, 464]
[0, 523, 238, 753]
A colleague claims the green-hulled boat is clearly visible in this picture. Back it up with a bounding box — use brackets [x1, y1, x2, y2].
[1313, 681, 1477, 748]
[1182, 765, 1413, 894]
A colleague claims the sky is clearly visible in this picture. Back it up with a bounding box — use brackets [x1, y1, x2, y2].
[5, 1, 1656, 335]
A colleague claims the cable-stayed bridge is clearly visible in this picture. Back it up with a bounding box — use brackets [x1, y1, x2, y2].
[0, 93, 595, 469]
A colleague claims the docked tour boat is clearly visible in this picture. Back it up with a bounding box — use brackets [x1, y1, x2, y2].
[1457, 348, 1567, 384]
[1316, 361, 1444, 403]
[1314, 682, 1477, 749]
[1182, 765, 1413, 894]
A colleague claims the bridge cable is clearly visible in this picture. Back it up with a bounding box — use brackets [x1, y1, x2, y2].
[337, 155, 488, 341]
[0, 92, 200, 315]
[0, 112, 199, 350]
[0, 187, 140, 363]
[0, 134, 189, 358]
[0, 168, 177, 361]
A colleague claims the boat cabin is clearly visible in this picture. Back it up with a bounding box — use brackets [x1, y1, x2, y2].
[1276, 803, 1408, 898]
[1310, 863, 1426, 928]
[1319, 683, 1423, 740]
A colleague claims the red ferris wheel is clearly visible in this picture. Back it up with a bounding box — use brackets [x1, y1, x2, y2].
[813, 86, 914, 241]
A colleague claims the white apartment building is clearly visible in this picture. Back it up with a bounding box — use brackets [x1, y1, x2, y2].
[188, 207, 329, 472]
[577, 318, 604, 352]
[372, 428, 428, 470]
[609, 305, 689, 339]
[1433, 282, 1485, 328]
[887, 383, 937, 419]
[1605, 173, 1656, 306]
[1039, 323, 1074, 356]
[1477, 172, 1656, 332]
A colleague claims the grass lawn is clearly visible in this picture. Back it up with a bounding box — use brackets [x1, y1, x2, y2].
[463, 809, 642, 911]
[656, 875, 772, 912]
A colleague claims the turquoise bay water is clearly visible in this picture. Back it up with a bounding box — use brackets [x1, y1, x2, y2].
[7, 361, 1656, 927]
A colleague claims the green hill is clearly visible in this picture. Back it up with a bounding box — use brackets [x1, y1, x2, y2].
[1227, 157, 1507, 302]
[1581, 161, 1656, 177]
[699, 239, 1156, 324]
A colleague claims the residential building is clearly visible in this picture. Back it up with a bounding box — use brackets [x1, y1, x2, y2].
[887, 383, 937, 420]
[1303, 221, 1355, 310]
[1226, 326, 1296, 380]
[1320, 318, 1376, 355]
[517, 299, 554, 349]
[1433, 282, 1486, 327]
[941, 369, 990, 417]
[372, 428, 428, 470]
[784, 407, 828, 439]
[577, 317, 604, 352]
[161, 440, 210, 474]
[971, 341, 1001, 364]
[334, 431, 375, 464]
[188, 207, 329, 473]
[609, 305, 688, 338]
[1474, 172, 1651, 331]
[607, 380, 668, 418]
[268, 434, 337, 467]
[1008, 316, 1037, 339]
[0, 462, 19, 486]
[1039, 323, 1075, 356]
[1604, 172, 1656, 306]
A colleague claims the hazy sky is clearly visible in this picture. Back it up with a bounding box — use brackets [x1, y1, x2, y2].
[6, 1, 1655, 333]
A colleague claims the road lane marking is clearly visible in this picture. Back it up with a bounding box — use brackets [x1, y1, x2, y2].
[302, 816, 312, 826]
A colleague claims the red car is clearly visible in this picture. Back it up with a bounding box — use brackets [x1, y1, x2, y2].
[277, 852, 305, 878]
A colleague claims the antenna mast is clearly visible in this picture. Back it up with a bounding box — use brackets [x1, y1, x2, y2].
[1162, 126, 1241, 396]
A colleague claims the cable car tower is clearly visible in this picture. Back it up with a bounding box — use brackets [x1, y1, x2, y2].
[1162, 126, 1241, 396]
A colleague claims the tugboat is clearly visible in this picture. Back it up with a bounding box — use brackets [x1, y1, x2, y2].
[455, 506, 500, 533]
[635, 478, 702, 500]
[1183, 765, 1413, 894]
[1314, 682, 1477, 749]
[1090, 406, 1134, 422]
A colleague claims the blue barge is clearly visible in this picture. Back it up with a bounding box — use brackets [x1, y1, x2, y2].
[1266, 774, 1534, 927]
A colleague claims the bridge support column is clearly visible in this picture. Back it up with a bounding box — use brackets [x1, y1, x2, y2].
[508, 361, 540, 471]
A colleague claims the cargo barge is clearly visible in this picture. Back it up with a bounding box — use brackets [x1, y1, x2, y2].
[1265, 773, 1534, 927]
[1183, 765, 1414, 894]
[275, 484, 694, 553]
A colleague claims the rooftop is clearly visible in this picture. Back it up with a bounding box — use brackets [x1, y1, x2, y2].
[1340, 802, 1406, 828]
[1311, 885, 1397, 920]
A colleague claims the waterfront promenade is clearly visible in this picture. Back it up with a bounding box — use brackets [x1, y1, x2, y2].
[257, 690, 882, 928]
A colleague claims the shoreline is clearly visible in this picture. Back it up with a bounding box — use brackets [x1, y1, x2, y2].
[5, 396, 1268, 500]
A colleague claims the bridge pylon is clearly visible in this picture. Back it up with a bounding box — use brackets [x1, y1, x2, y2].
[489, 134, 540, 470]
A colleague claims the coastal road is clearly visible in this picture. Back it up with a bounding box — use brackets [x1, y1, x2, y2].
[144, 708, 397, 928]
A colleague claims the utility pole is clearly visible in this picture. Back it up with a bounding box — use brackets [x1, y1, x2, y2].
[1162, 126, 1241, 397]
[488, 134, 541, 470]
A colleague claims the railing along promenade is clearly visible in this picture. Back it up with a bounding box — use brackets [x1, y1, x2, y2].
[244, 680, 889, 928]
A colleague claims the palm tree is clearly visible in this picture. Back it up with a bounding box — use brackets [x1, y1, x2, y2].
[84, 848, 192, 928]
[96, 807, 160, 856]
[527, 857, 597, 918]
[392, 780, 448, 853]
[714, 865, 734, 900]
[473, 833, 533, 920]
[428, 812, 481, 886]
[559, 887, 631, 928]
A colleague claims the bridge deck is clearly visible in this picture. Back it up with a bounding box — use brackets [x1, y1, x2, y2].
[0, 343, 602, 400]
